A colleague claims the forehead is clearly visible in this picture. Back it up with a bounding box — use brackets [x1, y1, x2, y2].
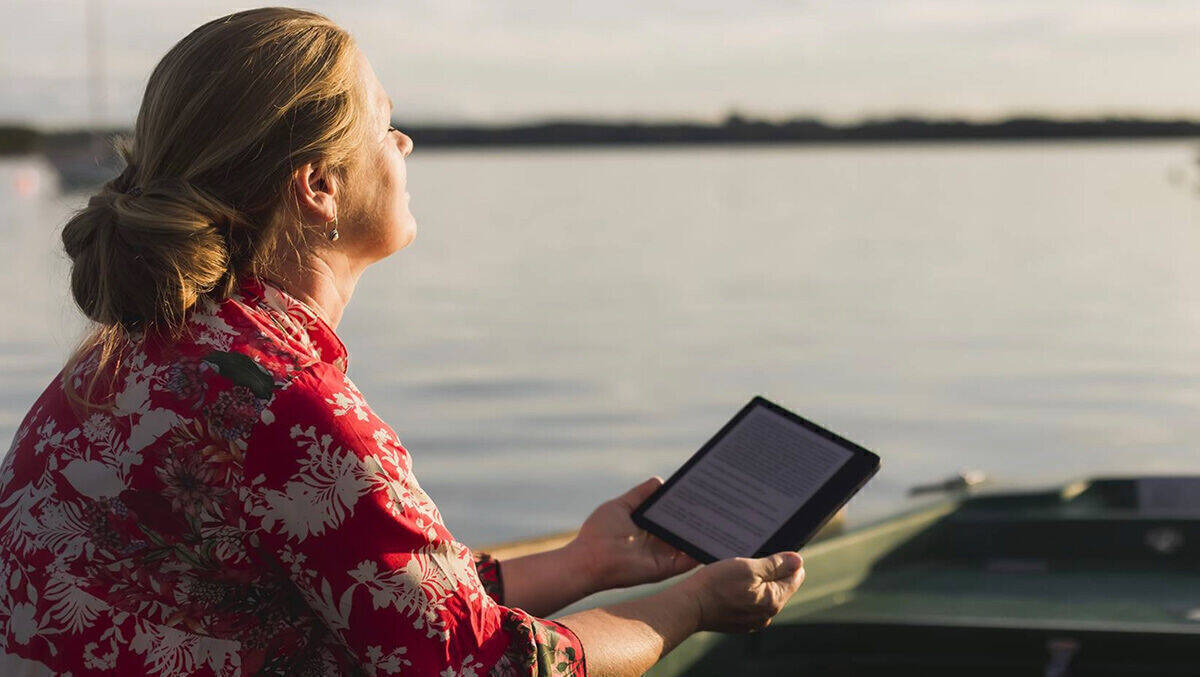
[355, 50, 392, 119]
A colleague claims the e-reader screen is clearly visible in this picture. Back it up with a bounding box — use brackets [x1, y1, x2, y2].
[634, 397, 879, 562]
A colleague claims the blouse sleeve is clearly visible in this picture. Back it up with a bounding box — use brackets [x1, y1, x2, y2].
[238, 364, 586, 676]
[474, 552, 505, 605]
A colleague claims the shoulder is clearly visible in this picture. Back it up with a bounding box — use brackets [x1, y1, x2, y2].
[257, 362, 369, 433]
[239, 361, 425, 542]
[245, 362, 409, 476]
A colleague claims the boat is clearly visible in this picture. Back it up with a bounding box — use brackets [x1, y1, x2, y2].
[42, 140, 121, 192]
[490, 475, 1200, 675]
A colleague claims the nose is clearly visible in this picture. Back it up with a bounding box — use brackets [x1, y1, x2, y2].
[399, 131, 414, 158]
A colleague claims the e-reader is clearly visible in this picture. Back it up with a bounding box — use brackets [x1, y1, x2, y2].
[632, 396, 880, 563]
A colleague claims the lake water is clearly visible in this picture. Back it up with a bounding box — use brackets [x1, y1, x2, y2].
[3, 140, 1200, 545]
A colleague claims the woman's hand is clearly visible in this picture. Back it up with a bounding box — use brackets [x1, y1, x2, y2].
[565, 477, 701, 593]
[556, 551, 806, 677]
[680, 551, 806, 633]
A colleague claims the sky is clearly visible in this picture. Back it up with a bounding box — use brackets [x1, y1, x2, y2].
[3, 0, 1199, 128]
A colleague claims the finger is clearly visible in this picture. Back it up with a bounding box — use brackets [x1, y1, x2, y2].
[668, 550, 702, 574]
[769, 563, 806, 596]
[767, 563, 806, 611]
[648, 532, 696, 557]
[616, 476, 664, 508]
[648, 534, 701, 565]
[793, 563, 806, 588]
[756, 551, 803, 581]
[651, 541, 696, 565]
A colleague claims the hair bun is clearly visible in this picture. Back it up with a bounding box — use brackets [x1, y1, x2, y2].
[62, 171, 244, 332]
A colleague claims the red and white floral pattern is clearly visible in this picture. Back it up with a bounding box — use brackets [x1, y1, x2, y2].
[0, 276, 586, 676]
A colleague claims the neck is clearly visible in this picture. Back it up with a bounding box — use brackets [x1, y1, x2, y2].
[265, 249, 361, 329]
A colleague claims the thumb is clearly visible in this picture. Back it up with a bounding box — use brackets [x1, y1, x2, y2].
[758, 551, 804, 582]
[618, 476, 664, 508]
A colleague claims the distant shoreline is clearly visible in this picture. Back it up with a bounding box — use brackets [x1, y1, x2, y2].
[394, 116, 1200, 148]
[4, 115, 1200, 156]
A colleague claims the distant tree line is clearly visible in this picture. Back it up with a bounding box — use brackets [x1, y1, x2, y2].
[4, 115, 1200, 155]
[399, 115, 1200, 147]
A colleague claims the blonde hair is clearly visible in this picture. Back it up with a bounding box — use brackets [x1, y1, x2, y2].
[61, 7, 369, 410]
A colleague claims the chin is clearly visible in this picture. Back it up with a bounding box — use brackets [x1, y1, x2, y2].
[391, 218, 417, 252]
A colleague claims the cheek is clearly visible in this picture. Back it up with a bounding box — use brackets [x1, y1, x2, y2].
[359, 157, 393, 217]
[389, 159, 407, 202]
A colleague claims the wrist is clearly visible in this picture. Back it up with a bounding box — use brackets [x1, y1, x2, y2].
[561, 539, 606, 597]
[663, 578, 705, 636]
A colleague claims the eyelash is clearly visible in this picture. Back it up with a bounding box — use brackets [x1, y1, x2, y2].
[387, 126, 399, 134]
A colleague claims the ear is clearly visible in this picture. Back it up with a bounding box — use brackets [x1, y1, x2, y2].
[289, 161, 339, 225]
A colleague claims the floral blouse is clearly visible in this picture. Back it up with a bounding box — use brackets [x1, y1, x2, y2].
[0, 276, 587, 676]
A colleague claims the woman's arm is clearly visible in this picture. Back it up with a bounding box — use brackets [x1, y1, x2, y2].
[499, 544, 600, 617]
[557, 583, 699, 677]
[501, 478, 700, 616]
[558, 552, 806, 677]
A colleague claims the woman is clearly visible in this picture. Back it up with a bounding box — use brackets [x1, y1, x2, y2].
[0, 8, 805, 676]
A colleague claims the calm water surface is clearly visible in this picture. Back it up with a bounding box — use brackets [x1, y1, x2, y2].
[3, 140, 1200, 544]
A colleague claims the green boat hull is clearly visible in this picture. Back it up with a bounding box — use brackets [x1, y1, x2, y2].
[552, 477, 1200, 675]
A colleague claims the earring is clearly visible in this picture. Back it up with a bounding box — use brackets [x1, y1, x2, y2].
[327, 216, 340, 242]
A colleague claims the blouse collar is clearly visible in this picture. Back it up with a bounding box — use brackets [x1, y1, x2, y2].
[235, 274, 349, 374]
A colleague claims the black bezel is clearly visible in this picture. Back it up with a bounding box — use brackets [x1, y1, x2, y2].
[631, 395, 881, 564]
